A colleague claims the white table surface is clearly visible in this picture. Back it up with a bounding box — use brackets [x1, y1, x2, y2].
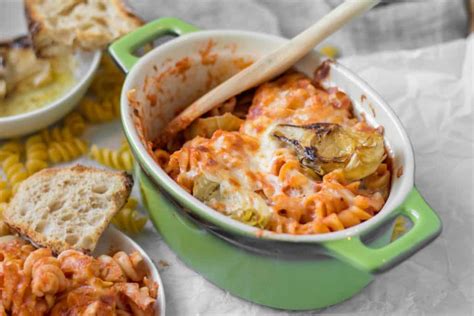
[0, 1, 472, 314]
[74, 35, 473, 315]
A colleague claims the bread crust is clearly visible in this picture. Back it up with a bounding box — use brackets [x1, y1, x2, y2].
[24, 0, 143, 56]
[4, 165, 134, 254]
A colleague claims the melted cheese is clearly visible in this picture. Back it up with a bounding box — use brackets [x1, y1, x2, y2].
[166, 72, 390, 234]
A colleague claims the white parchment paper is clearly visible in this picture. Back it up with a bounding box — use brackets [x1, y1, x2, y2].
[72, 35, 473, 315]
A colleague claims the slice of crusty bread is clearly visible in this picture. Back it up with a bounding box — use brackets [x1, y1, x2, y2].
[3, 165, 133, 254]
[25, 0, 143, 56]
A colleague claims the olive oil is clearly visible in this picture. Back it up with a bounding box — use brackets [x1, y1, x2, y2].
[0, 54, 75, 117]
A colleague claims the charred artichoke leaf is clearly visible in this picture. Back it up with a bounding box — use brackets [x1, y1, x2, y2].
[192, 174, 220, 201]
[184, 112, 243, 140]
[273, 123, 384, 180]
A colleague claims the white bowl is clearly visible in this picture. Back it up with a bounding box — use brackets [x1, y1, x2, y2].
[94, 226, 165, 316]
[0, 50, 101, 139]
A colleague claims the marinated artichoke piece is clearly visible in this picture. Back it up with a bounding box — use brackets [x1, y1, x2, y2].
[229, 193, 271, 229]
[192, 174, 220, 201]
[184, 112, 243, 140]
[273, 123, 384, 180]
[231, 208, 269, 229]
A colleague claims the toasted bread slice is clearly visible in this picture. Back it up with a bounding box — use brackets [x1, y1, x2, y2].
[25, 0, 143, 56]
[3, 165, 133, 254]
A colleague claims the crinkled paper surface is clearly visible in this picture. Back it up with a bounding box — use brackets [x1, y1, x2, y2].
[75, 35, 473, 315]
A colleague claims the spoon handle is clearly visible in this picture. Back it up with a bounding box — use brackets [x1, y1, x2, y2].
[161, 0, 380, 142]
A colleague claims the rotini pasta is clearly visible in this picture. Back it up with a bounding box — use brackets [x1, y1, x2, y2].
[89, 144, 134, 171]
[41, 126, 74, 143]
[63, 111, 87, 137]
[79, 97, 116, 123]
[0, 239, 158, 315]
[79, 55, 124, 123]
[47, 139, 88, 163]
[161, 71, 391, 234]
[0, 202, 10, 236]
[153, 149, 170, 168]
[25, 134, 49, 174]
[2, 154, 28, 194]
[390, 216, 407, 241]
[112, 198, 148, 234]
[0, 181, 12, 203]
[0, 140, 23, 155]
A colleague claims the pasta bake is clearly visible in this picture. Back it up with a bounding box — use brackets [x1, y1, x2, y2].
[156, 69, 391, 235]
[0, 237, 158, 315]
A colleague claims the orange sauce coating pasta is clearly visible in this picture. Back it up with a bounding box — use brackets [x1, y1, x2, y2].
[163, 72, 391, 234]
[0, 238, 158, 315]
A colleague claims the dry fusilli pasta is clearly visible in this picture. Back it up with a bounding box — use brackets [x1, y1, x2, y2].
[0, 181, 12, 203]
[2, 154, 28, 194]
[63, 111, 87, 137]
[47, 139, 88, 163]
[41, 126, 74, 143]
[25, 134, 49, 174]
[0, 140, 23, 155]
[0, 202, 10, 236]
[391, 216, 407, 241]
[112, 198, 148, 234]
[89, 144, 134, 171]
[79, 55, 124, 123]
[79, 98, 116, 123]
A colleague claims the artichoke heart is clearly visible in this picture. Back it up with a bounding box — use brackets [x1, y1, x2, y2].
[192, 174, 220, 201]
[273, 123, 384, 180]
[229, 193, 271, 229]
[184, 112, 243, 140]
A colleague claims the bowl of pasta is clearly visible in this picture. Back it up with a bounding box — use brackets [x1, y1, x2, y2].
[0, 226, 165, 315]
[109, 18, 442, 310]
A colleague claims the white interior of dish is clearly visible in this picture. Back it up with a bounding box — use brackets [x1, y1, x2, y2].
[122, 30, 414, 242]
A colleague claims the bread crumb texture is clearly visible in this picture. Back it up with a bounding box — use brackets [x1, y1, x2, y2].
[4, 165, 132, 253]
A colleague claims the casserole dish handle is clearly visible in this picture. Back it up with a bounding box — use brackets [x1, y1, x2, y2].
[324, 188, 442, 273]
[109, 17, 199, 73]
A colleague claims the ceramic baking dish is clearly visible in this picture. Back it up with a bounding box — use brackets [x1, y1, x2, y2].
[109, 18, 442, 310]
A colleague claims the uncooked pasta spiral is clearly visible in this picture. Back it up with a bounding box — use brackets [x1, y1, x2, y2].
[47, 139, 88, 163]
[0, 182, 12, 236]
[0, 202, 10, 236]
[41, 126, 74, 144]
[63, 111, 87, 137]
[390, 216, 407, 241]
[25, 134, 49, 174]
[2, 154, 28, 193]
[79, 98, 116, 123]
[89, 144, 134, 171]
[80, 55, 123, 123]
[111, 198, 148, 234]
[0, 140, 23, 154]
[0, 181, 12, 203]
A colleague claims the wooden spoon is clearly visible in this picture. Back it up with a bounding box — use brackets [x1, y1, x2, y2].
[158, 0, 380, 145]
